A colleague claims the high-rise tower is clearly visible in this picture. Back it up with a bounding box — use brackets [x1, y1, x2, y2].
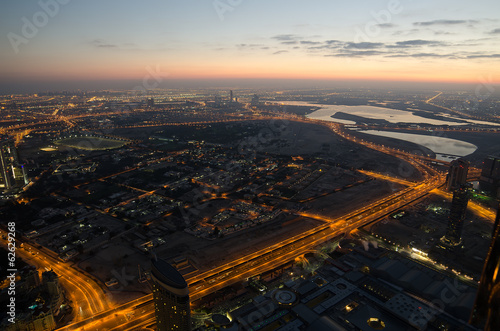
[151, 258, 191, 331]
[480, 156, 500, 197]
[470, 204, 500, 330]
[0, 135, 27, 191]
[446, 158, 469, 191]
[441, 184, 470, 247]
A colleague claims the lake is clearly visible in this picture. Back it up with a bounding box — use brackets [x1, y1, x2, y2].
[280, 101, 482, 160]
[359, 130, 478, 161]
[281, 101, 500, 127]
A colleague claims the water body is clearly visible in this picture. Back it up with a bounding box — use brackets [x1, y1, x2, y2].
[281, 101, 500, 127]
[360, 130, 478, 161]
[280, 101, 487, 160]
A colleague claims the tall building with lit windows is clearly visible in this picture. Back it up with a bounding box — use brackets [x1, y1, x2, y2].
[446, 158, 469, 191]
[480, 155, 500, 197]
[0, 135, 27, 191]
[470, 203, 500, 330]
[151, 258, 191, 331]
[441, 184, 471, 247]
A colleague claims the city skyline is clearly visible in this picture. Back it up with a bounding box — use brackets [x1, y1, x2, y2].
[1, 87, 499, 330]
[1, 1, 500, 330]
[1, 0, 500, 93]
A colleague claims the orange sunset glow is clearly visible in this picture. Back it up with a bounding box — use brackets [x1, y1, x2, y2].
[1, 0, 499, 92]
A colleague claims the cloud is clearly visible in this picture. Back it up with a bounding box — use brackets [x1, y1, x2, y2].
[391, 39, 445, 47]
[463, 37, 493, 42]
[413, 19, 478, 26]
[392, 28, 420, 36]
[386, 52, 450, 58]
[466, 53, 500, 59]
[261, 33, 498, 61]
[433, 31, 455, 35]
[384, 51, 500, 59]
[90, 39, 118, 48]
[377, 23, 396, 28]
[303, 40, 348, 51]
[325, 50, 383, 57]
[236, 43, 265, 49]
[306, 44, 334, 50]
[300, 40, 321, 45]
[325, 39, 343, 45]
[88, 39, 143, 50]
[488, 28, 500, 34]
[271, 34, 299, 41]
[345, 42, 384, 49]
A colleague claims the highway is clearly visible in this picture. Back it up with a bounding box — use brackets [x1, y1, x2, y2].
[111, 177, 444, 330]
[357, 169, 415, 186]
[0, 236, 111, 323]
[56, 166, 445, 330]
[431, 188, 497, 222]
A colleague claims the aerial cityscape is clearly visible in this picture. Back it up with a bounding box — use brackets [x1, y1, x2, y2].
[1, 1, 500, 331]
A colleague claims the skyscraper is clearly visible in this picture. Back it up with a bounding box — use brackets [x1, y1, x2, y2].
[0, 135, 27, 191]
[479, 155, 500, 197]
[481, 156, 500, 180]
[470, 203, 500, 330]
[151, 258, 191, 331]
[229, 90, 233, 104]
[446, 158, 469, 191]
[441, 184, 470, 247]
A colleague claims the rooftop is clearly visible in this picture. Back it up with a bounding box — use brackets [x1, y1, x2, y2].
[151, 258, 187, 290]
